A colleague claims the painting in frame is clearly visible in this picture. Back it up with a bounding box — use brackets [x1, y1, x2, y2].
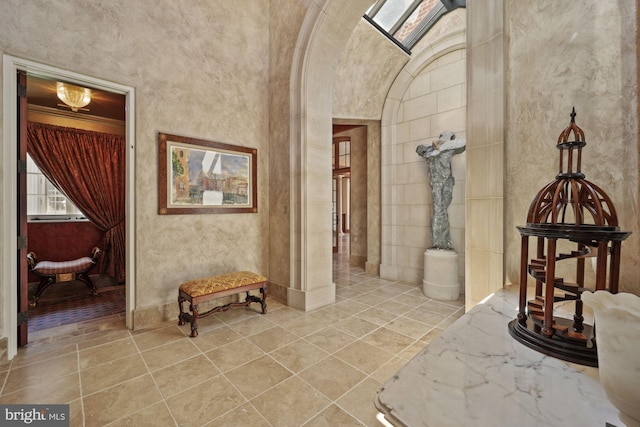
[158, 133, 257, 214]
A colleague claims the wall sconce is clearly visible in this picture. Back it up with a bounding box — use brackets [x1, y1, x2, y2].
[56, 82, 91, 112]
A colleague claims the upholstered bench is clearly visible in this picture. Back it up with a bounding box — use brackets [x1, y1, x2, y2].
[178, 271, 267, 337]
[27, 247, 102, 307]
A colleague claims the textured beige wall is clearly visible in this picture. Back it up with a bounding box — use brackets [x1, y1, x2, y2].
[333, 20, 409, 120]
[505, 1, 639, 295]
[0, 1, 271, 316]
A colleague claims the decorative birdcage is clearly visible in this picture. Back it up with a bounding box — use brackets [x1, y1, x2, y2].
[508, 109, 631, 367]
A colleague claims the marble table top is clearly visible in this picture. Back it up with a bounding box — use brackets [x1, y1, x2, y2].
[375, 286, 623, 427]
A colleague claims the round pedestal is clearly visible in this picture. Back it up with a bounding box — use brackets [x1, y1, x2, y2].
[423, 248, 459, 300]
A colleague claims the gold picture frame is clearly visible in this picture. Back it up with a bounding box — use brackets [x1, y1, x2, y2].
[158, 133, 257, 214]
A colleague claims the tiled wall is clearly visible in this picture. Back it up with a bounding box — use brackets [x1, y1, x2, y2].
[381, 48, 467, 287]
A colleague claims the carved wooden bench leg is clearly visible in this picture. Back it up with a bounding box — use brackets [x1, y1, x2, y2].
[189, 304, 199, 337]
[30, 277, 55, 308]
[178, 293, 187, 326]
[77, 271, 98, 296]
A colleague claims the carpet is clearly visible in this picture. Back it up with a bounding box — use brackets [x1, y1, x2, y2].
[28, 288, 126, 332]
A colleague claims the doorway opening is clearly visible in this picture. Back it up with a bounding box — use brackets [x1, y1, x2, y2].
[2, 55, 136, 357]
[332, 122, 372, 279]
[25, 74, 127, 336]
[332, 135, 351, 256]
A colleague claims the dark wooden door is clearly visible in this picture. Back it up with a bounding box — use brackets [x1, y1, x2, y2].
[17, 70, 29, 346]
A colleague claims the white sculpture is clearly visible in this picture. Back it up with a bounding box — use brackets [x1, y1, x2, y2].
[416, 131, 466, 249]
[582, 290, 640, 427]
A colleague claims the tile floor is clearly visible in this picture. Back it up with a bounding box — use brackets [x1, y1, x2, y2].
[0, 243, 464, 426]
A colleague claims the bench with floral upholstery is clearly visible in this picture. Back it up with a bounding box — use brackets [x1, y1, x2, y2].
[27, 247, 102, 307]
[178, 271, 267, 337]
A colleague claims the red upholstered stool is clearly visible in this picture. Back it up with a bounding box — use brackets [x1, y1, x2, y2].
[27, 247, 102, 307]
[178, 271, 267, 337]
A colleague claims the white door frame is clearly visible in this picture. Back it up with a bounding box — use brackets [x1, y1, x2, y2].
[2, 55, 136, 359]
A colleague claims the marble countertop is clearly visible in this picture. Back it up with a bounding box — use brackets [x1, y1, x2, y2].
[375, 287, 623, 427]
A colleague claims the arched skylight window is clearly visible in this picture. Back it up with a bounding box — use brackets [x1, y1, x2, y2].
[364, 0, 466, 53]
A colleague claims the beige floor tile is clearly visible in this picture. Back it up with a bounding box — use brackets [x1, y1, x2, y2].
[371, 356, 414, 383]
[336, 377, 382, 426]
[224, 355, 292, 399]
[355, 307, 398, 326]
[69, 398, 84, 426]
[336, 288, 361, 299]
[206, 402, 271, 427]
[250, 376, 331, 427]
[151, 354, 220, 398]
[280, 316, 330, 338]
[357, 292, 390, 306]
[331, 299, 370, 315]
[403, 307, 448, 326]
[421, 300, 461, 315]
[376, 299, 414, 316]
[0, 371, 80, 404]
[166, 375, 246, 426]
[10, 342, 77, 369]
[298, 356, 366, 401]
[269, 338, 329, 372]
[247, 325, 298, 352]
[305, 404, 364, 426]
[417, 327, 444, 346]
[76, 328, 132, 351]
[131, 325, 186, 352]
[263, 306, 305, 324]
[3, 352, 78, 393]
[141, 339, 201, 371]
[81, 353, 148, 396]
[307, 306, 352, 324]
[83, 374, 162, 427]
[334, 316, 380, 338]
[205, 338, 264, 372]
[227, 315, 275, 337]
[391, 292, 429, 306]
[384, 315, 433, 340]
[215, 307, 264, 325]
[192, 325, 244, 352]
[28, 323, 78, 343]
[78, 337, 137, 370]
[334, 340, 394, 375]
[304, 326, 360, 354]
[397, 340, 430, 361]
[361, 327, 415, 355]
[377, 285, 414, 298]
[109, 401, 176, 426]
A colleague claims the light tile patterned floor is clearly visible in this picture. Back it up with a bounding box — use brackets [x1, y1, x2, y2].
[0, 244, 464, 426]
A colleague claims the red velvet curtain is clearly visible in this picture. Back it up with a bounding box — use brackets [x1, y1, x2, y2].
[27, 122, 126, 284]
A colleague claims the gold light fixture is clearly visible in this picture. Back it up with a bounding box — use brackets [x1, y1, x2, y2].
[56, 82, 91, 112]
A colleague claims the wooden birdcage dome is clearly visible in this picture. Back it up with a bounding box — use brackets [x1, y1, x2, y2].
[526, 108, 618, 227]
[508, 108, 631, 367]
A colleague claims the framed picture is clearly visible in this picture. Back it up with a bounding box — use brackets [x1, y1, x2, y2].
[158, 133, 257, 214]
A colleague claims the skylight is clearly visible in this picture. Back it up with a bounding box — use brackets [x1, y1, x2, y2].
[364, 0, 466, 53]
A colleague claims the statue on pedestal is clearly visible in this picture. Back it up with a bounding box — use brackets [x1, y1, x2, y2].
[416, 131, 466, 250]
